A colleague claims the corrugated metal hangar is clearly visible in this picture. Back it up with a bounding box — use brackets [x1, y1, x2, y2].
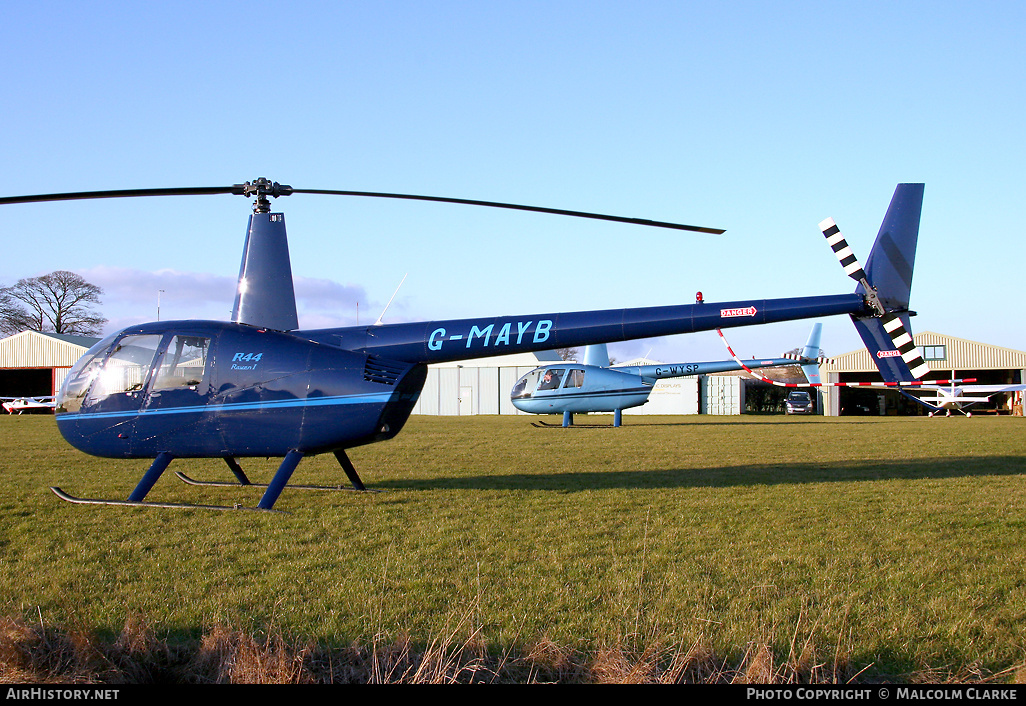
[0, 330, 99, 397]
[412, 351, 561, 416]
[820, 331, 1026, 416]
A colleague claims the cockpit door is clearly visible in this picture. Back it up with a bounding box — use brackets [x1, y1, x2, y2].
[134, 333, 217, 453]
[143, 334, 213, 410]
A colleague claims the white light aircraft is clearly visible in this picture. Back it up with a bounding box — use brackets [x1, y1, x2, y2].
[901, 383, 1026, 417]
[2, 396, 56, 414]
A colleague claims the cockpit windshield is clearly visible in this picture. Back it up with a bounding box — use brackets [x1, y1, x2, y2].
[511, 367, 586, 400]
[55, 333, 119, 413]
[56, 332, 216, 414]
[90, 335, 163, 401]
[511, 370, 541, 399]
[56, 334, 166, 413]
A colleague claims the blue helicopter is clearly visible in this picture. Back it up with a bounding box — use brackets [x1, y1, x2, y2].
[511, 323, 829, 427]
[0, 180, 928, 511]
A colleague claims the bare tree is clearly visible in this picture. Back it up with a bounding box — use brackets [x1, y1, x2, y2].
[556, 346, 579, 361]
[0, 285, 28, 336]
[2, 271, 107, 336]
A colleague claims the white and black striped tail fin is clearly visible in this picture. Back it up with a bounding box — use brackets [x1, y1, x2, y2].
[819, 217, 868, 283]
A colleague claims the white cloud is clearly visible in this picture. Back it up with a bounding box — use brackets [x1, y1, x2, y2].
[78, 266, 371, 333]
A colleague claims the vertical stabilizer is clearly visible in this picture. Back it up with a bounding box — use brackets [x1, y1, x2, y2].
[231, 213, 299, 331]
[845, 184, 929, 381]
[859, 183, 923, 312]
[800, 323, 823, 384]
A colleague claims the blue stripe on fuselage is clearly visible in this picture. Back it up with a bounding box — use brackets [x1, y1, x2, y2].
[55, 392, 394, 421]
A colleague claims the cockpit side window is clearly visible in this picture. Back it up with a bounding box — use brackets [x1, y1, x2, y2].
[153, 336, 210, 391]
[563, 369, 585, 388]
[537, 368, 565, 391]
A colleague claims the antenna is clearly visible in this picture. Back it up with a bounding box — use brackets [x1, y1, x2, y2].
[374, 273, 408, 326]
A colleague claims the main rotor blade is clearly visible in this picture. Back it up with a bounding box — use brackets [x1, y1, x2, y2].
[290, 188, 725, 234]
[0, 186, 239, 205]
[0, 181, 725, 234]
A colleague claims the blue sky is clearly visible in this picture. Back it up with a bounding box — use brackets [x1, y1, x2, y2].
[3, 1, 1023, 364]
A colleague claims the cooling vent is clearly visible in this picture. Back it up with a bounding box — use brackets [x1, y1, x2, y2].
[363, 357, 407, 385]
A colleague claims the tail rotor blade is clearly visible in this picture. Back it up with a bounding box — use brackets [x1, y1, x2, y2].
[820, 217, 868, 282]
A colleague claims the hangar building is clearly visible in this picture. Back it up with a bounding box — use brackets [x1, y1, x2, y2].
[820, 331, 1026, 416]
[413, 351, 561, 416]
[0, 331, 99, 398]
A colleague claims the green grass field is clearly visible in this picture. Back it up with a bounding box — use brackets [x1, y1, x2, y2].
[1, 413, 1025, 683]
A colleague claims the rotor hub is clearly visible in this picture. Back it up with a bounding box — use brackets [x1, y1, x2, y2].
[233, 178, 293, 213]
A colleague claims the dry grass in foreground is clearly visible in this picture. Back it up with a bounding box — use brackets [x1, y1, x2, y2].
[2, 613, 1024, 685]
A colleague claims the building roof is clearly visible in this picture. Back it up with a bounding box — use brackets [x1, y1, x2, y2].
[37, 331, 102, 348]
[823, 331, 1026, 373]
[0, 330, 100, 368]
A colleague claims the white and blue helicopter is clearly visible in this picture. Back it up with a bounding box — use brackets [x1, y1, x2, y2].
[511, 321, 829, 426]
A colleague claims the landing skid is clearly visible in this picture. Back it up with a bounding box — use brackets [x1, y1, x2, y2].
[530, 410, 624, 428]
[174, 471, 381, 492]
[49, 486, 274, 512]
[530, 420, 618, 428]
[51, 448, 377, 512]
